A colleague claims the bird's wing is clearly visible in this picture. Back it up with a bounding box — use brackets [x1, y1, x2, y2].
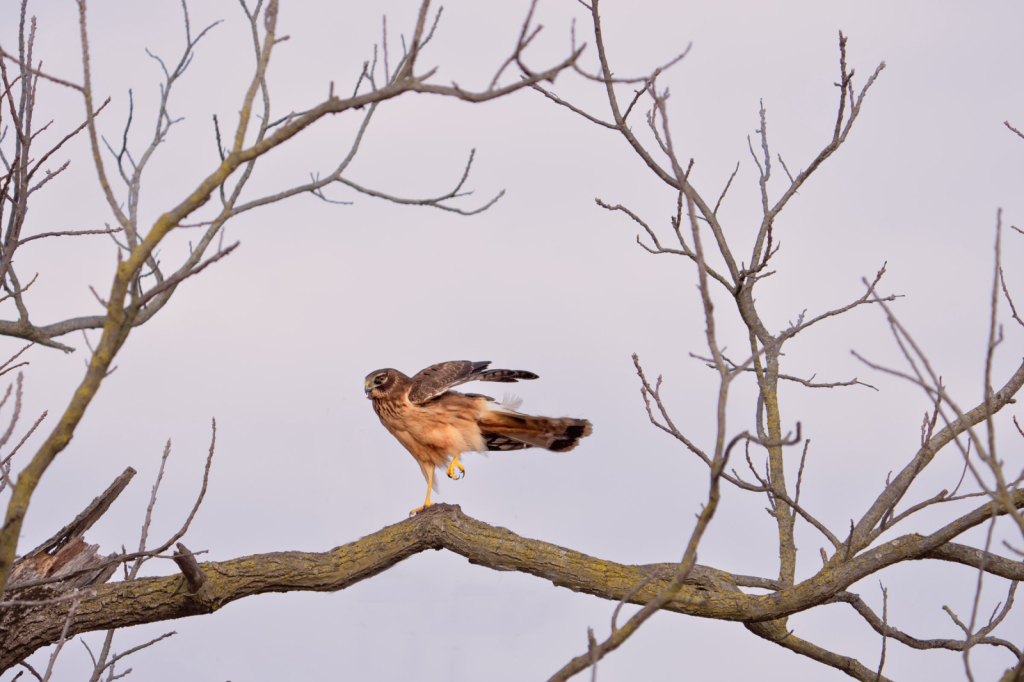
[407, 360, 539, 404]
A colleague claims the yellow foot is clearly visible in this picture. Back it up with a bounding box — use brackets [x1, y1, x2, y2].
[446, 459, 466, 481]
[409, 501, 434, 517]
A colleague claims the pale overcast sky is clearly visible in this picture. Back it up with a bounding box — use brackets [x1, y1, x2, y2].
[3, 1, 1024, 680]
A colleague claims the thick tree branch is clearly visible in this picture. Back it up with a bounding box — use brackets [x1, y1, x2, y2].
[6, 497, 1024, 673]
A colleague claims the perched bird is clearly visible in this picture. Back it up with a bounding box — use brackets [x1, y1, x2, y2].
[365, 360, 592, 515]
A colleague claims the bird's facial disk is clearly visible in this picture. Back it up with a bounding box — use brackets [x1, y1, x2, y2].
[364, 371, 388, 397]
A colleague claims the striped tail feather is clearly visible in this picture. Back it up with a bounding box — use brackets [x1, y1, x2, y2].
[484, 434, 533, 451]
[479, 409, 592, 453]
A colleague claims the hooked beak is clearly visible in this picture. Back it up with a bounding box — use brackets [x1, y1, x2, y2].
[364, 380, 373, 398]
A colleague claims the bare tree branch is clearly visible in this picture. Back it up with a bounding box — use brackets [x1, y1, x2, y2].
[11, 500, 1008, 679]
[833, 584, 1021, 657]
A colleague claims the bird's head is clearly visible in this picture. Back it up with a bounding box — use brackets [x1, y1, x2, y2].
[364, 368, 397, 399]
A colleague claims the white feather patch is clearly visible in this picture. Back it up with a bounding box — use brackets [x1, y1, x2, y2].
[486, 393, 523, 413]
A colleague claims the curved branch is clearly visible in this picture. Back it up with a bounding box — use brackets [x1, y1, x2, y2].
[921, 542, 1024, 581]
[745, 620, 894, 682]
[6, 495, 1024, 672]
[833, 587, 1021, 657]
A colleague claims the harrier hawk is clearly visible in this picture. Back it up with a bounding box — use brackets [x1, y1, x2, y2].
[365, 360, 592, 515]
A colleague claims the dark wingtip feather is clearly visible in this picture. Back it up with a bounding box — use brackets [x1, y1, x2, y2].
[479, 369, 539, 383]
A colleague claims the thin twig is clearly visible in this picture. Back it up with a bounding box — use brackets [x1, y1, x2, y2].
[40, 594, 81, 681]
[18, 227, 121, 246]
[129, 439, 172, 580]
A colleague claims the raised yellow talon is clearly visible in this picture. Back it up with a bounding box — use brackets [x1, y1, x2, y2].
[446, 455, 465, 481]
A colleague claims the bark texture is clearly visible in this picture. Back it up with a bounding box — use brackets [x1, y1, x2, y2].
[3, 498, 1022, 672]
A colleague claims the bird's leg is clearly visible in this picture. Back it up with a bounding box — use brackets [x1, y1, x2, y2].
[410, 467, 435, 516]
[446, 454, 465, 481]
